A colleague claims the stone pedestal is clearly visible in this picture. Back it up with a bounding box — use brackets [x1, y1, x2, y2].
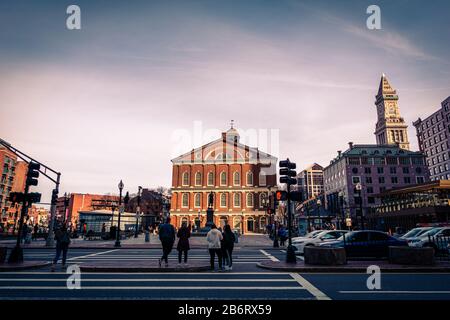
[389, 246, 435, 265]
[304, 247, 347, 265]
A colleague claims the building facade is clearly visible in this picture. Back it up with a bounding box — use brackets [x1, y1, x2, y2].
[56, 193, 120, 228]
[295, 163, 324, 202]
[170, 126, 277, 234]
[368, 180, 450, 232]
[323, 143, 429, 227]
[0, 147, 27, 226]
[413, 96, 450, 181]
[374, 74, 410, 150]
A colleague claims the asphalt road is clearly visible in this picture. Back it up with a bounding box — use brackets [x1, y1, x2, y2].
[0, 247, 449, 300]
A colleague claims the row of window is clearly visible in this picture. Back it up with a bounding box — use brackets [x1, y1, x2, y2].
[351, 166, 423, 175]
[179, 192, 263, 208]
[180, 171, 264, 186]
[352, 176, 425, 185]
[424, 142, 448, 157]
[427, 152, 449, 166]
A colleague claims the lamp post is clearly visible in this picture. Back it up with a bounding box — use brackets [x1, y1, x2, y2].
[134, 186, 142, 238]
[317, 197, 322, 230]
[197, 209, 201, 231]
[115, 180, 124, 248]
[355, 182, 364, 230]
[338, 191, 344, 230]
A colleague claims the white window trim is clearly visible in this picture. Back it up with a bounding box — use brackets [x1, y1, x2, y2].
[220, 193, 227, 208]
[207, 172, 214, 186]
[233, 172, 241, 186]
[182, 172, 190, 186]
[220, 171, 227, 186]
[181, 193, 189, 208]
[246, 171, 253, 186]
[233, 193, 241, 208]
[195, 172, 202, 186]
[194, 193, 201, 208]
[246, 193, 254, 207]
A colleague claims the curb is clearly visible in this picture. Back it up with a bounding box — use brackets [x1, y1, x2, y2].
[256, 261, 450, 273]
[0, 261, 51, 272]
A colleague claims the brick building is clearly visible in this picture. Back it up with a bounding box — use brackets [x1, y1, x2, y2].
[0, 147, 27, 226]
[413, 96, 450, 181]
[56, 193, 119, 227]
[170, 126, 277, 234]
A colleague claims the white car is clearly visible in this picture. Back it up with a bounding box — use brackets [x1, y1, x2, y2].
[292, 230, 349, 255]
[400, 227, 434, 240]
[408, 227, 450, 250]
[291, 230, 323, 243]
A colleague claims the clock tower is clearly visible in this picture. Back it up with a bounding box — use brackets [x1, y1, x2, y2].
[374, 74, 410, 150]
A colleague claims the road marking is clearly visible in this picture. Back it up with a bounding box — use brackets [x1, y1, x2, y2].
[67, 249, 119, 261]
[0, 278, 296, 282]
[0, 286, 306, 290]
[340, 291, 450, 294]
[260, 250, 279, 262]
[280, 250, 286, 253]
[290, 273, 331, 300]
[0, 271, 288, 275]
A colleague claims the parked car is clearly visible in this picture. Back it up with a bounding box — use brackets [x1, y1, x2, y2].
[319, 230, 408, 258]
[293, 230, 349, 255]
[400, 227, 434, 240]
[291, 230, 322, 243]
[408, 227, 450, 251]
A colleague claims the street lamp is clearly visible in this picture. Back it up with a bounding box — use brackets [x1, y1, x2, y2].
[316, 197, 322, 230]
[197, 209, 201, 231]
[115, 180, 124, 248]
[134, 186, 142, 238]
[355, 182, 364, 230]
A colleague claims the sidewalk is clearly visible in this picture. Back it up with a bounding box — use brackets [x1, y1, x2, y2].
[0, 233, 274, 249]
[257, 260, 450, 273]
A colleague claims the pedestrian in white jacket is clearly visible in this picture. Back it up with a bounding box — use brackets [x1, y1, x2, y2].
[206, 224, 223, 270]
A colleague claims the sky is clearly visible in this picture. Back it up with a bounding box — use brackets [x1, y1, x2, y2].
[1, 0, 449, 202]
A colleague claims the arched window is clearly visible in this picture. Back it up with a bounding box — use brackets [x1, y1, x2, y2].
[182, 172, 189, 186]
[233, 193, 241, 207]
[220, 193, 227, 207]
[195, 172, 202, 186]
[220, 171, 227, 185]
[233, 172, 241, 185]
[194, 193, 201, 207]
[246, 193, 253, 207]
[207, 172, 214, 186]
[246, 171, 253, 185]
[182, 193, 189, 207]
[259, 193, 266, 208]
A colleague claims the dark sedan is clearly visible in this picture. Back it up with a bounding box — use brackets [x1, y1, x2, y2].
[319, 230, 408, 258]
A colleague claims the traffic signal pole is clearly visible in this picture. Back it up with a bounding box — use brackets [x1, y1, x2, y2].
[7, 184, 30, 263]
[285, 181, 296, 263]
[46, 173, 60, 247]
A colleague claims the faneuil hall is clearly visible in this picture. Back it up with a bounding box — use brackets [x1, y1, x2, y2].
[170, 125, 277, 234]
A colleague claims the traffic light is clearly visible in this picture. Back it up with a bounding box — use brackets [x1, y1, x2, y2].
[279, 159, 297, 185]
[26, 162, 40, 187]
[51, 189, 58, 205]
[8, 192, 24, 204]
[275, 190, 288, 201]
[27, 192, 41, 204]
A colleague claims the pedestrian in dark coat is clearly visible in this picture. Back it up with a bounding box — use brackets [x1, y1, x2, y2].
[221, 224, 235, 270]
[176, 222, 191, 265]
[51, 224, 71, 271]
[158, 217, 176, 267]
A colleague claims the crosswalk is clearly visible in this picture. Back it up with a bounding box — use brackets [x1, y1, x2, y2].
[0, 248, 331, 300]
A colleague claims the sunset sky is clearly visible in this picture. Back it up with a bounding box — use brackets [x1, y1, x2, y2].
[1, 0, 449, 201]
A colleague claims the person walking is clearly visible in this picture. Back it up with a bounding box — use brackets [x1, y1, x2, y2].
[221, 224, 235, 271]
[158, 217, 175, 267]
[33, 223, 39, 241]
[51, 224, 71, 271]
[206, 224, 223, 271]
[278, 225, 287, 246]
[176, 222, 191, 266]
